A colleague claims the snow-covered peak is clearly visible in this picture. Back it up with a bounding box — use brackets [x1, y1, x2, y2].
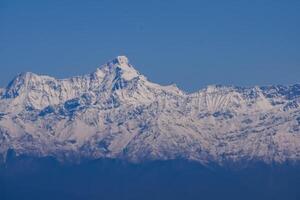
[111, 55, 130, 66]
[4, 72, 39, 98]
[95, 55, 140, 81]
[105, 55, 131, 69]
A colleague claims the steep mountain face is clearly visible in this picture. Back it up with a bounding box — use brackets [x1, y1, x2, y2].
[0, 56, 300, 165]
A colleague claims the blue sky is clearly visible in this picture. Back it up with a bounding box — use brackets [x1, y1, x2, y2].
[0, 0, 300, 92]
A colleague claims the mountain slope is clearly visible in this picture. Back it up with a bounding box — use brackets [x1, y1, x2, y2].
[0, 56, 300, 165]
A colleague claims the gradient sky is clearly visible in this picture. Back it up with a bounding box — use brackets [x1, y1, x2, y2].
[1, 0, 300, 92]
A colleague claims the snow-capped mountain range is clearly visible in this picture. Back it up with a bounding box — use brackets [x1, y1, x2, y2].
[1, 56, 300, 165]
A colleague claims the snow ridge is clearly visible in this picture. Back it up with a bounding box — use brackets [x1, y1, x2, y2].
[0, 56, 300, 165]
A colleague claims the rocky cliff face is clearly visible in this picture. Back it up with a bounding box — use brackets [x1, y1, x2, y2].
[0, 56, 300, 165]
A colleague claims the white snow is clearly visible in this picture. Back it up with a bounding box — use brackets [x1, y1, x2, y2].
[0, 56, 300, 165]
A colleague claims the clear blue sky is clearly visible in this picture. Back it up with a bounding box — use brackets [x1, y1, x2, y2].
[1, 0, 300, 92]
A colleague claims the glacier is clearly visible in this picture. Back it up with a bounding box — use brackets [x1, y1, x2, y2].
[0, 56, 300, 166]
